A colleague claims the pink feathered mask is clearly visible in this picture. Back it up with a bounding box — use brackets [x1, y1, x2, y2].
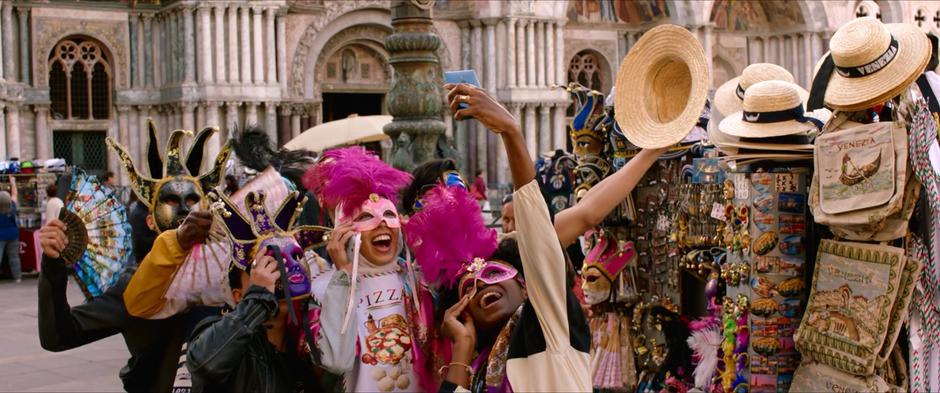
[404, 184, 498, 290]
[302, 146, 412, 224]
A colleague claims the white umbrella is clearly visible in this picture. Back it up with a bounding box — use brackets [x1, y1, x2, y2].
[284, 115, 392, 152]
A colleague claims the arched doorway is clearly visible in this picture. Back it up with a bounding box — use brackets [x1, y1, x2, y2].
[48, 36, 112, 177]
[319, 42, 390, 122]
[312, 25, 392, 123]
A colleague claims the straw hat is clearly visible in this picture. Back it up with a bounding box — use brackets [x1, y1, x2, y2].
[713, 63, 809, 117]
[720, 80, 825, 138]
[824, 17, 930, 111]
[614, 24, 709, 149]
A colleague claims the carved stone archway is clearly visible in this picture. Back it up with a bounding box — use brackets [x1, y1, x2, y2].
[312, 24, 393, 97]
[290, 1, 453, 99]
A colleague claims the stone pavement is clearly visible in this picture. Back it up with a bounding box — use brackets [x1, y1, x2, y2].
[0, 276, 125, 392]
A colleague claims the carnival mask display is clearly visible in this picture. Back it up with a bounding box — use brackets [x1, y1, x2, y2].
[580, 231, 636, 305]
[106, 120, 232, 233]
[209, 189, 329, 300]
[563, 83, 608, 159]
[458, 258, 522, 298]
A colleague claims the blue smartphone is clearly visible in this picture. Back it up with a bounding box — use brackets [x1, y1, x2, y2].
[444, 70, 481, 111]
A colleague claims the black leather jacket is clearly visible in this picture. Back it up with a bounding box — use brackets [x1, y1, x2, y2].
[37, 256, 184, 393]
[186, 285, 319, 393]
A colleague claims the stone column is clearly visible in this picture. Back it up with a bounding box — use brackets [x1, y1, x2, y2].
[790, 34, 800, 85]
[205, 101, 221, 166]
[762, 36, 770, 64]
[117, 107, 130, 185]
[129, 107, 141, 165]
[225, 101, 240, 135]
[213, 6, 225, 84]
[265, 8, 276, 84]
[251, 6, 264, 84]
[265, 102, 277, 142]
[129, 13, 140, 87]
[141, 106, 153, 163]
[290, 112, 301, 137]
[150, 14, 161, 86]
[507, 18, 516, 88]
[802, 33, 813, 87]
[2, 3, 14, 81]
[169, 10, 179, 82]
[196, 4, 212, 84]
[555, 22, 565, 84]
[182, 103, 195, 131]
[470, 21, 483, 86]
[276, 11, 287, 90]
[228, 5, 240, 83]
[0, 5, 4, 80]
[495, 20, 505, 88]
[546, 22, 555, 87]
[245, 102, 258, 126]
[384, 1, 447, 168]
[702, 25, 713, 88]
[484, 20, 496, 91]
[17, 6, 30, 83]
[195, 103, 206, 130]
[535, 21, 545, 87]
[538, 105, 550, 152]
[553, 102, 567, 149]
[524, 104, 536, 159]
[525, 21, 535, 87]
[516, 20, 526, 87]
[34, 105, 50, 159]
[6, 106, 20, 158]
[278, 106, 291, 144]
[239, 6, 251, 84]
[0, 104, 6, 158]
[183, 5, 195, 83]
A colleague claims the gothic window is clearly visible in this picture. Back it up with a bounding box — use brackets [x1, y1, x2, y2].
[568, 51, 603, 92]
[48, 37, 112, 120]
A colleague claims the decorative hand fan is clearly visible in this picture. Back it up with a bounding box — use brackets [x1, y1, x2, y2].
[60, 169, 133, 299]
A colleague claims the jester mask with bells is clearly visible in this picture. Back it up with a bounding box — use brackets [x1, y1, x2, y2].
[209, 189, 329, 300]
[580, 230, 636, 305]
[106, 121, 232, 233]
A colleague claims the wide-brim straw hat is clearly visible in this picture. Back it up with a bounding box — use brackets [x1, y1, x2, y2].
[615, 24, 709, 149]
[720, 80, 827, 138]
[713, 63, 810, 117]
[824, 18, 930, 111]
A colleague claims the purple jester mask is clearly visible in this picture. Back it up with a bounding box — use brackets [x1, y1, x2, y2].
[210, 189, 329, 300]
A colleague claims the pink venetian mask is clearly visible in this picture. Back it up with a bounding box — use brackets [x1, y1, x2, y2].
[458, 258, 522, 298]
[336, 193, 402, 232]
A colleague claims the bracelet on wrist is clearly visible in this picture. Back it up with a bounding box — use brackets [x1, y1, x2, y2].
[438, 361, 474, 381]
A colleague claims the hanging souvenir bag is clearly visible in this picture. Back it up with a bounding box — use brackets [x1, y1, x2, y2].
[809, 113, 918, 241]
[795, 239, 906, 376]
[790, 362, 891, 393]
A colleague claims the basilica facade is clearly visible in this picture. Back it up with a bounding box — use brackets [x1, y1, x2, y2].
[0, 0, 936, 185]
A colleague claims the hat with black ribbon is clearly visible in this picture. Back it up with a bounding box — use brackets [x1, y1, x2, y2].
[807, 17, 929, 112]
[720, 80, 828, 139]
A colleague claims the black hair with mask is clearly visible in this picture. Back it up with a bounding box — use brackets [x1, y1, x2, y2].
[401, 158, 459, 216]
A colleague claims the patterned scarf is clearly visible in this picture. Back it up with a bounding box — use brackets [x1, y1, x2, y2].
[471, 306, 522, 393]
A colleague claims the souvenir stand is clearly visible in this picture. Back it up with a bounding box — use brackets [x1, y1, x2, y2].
[0, 161, 58, 275]
[536, 18, 940, 393]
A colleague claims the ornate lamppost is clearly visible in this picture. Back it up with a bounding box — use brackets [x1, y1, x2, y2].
[384, 0, 446, 171]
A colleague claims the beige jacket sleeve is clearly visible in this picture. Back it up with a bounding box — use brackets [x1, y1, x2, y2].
[512, 179, 570, 350]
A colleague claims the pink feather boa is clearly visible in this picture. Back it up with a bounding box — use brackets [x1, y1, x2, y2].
[404, 184, 498, 290]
